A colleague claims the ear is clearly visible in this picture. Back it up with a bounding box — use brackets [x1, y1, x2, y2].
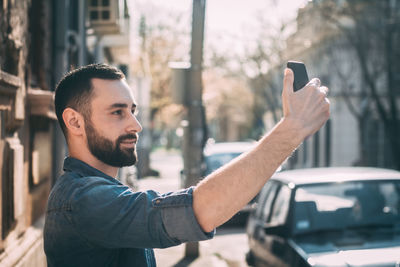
[62, 108, 85, 136]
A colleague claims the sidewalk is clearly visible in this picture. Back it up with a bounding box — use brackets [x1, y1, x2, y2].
[138, 149, 249, 267]
[153, 227, 248, 267]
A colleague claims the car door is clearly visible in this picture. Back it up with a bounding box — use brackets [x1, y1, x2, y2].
[247, 181, 277, 238]
[250, 181, 279, 266]
[264, 184, 292, 267]
[255, 183, 292, 267]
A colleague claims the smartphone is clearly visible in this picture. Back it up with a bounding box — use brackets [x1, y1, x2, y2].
[287, 61, 309, 92]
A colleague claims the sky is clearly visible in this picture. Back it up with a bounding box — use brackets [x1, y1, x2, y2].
[129, 0, 309, 58]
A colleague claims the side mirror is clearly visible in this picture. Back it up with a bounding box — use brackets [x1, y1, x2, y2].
[264, 224, 288, 237]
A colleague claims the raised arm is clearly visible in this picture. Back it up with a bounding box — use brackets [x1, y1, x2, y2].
[193, 68, 330, 232]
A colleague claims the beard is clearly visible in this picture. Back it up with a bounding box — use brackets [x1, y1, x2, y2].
[84, 119, 138, 167]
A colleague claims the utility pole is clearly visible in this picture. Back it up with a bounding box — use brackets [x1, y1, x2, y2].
[184, 0, 207, 259]
[136, 15, 153, 178]
[169, 0, 206, 258]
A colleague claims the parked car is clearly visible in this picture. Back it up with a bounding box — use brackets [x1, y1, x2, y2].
[180, 141, 257, 185]
[180, 141, 258, 225]
[203, 141, 256, 175]
[203, 141, 259, 226]
[246, 167, 400, 267]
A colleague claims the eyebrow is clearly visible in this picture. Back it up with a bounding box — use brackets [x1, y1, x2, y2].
[108, 103, 137, 109]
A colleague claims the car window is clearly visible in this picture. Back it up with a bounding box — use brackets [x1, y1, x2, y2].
[268, 185, 291, 225]
[256, 182, 278, 219]
[205, 152, 242, 174]
[293, 180, 400, 234]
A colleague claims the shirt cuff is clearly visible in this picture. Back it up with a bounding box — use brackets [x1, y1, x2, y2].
[152, 186, 215, 243]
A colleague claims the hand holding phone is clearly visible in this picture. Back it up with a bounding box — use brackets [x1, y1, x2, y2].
[287, 61, 309, 92]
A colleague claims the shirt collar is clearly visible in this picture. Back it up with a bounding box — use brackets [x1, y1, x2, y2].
[63, 157, 118, 182]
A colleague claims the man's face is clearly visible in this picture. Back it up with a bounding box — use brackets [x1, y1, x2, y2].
[84, 78, 142, 167]
[84, 118, 138, 167]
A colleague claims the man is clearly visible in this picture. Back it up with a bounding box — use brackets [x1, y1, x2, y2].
[44, 63, 329, 266]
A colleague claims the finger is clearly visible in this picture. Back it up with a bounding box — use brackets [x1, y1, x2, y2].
[319, 86, 329, 95]
[308, 78, 321, 88]
[283, 68, 294, 94]
[325, 97, 330, 105]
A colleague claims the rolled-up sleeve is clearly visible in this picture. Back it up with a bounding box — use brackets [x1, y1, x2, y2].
[71, 178, 214, 249]
[153, 187, 214, 243]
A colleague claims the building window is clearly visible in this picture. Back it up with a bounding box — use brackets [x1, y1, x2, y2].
[303, 139, 308, 166]
[88, 0, 112, 22]
[87, 0, 123, 35]
[290, 149, 299, 168]
[2, 142, 16, 239]
[29, 117, 52, 188]
[0, 70, 22, 241]
[313, 131, 320, 167]
[325, 119, 331, 167]
[0, 111, 16, 239]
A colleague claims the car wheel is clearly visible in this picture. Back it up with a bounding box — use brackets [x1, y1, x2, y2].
[245, 251, 255, 266]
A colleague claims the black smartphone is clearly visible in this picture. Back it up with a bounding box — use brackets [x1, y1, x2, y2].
[287, 61, 309, 92]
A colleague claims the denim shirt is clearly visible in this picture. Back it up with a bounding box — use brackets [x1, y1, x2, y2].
[44, 157, 214, 267]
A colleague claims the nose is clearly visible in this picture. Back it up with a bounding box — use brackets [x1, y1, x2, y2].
[126, 114, 143, 133]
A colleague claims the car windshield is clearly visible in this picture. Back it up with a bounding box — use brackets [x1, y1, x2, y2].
[293, 180, 400, 235]
[205, 152, 242, 175]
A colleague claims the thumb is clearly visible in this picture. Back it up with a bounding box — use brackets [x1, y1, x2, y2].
[283, 68, 294, 95]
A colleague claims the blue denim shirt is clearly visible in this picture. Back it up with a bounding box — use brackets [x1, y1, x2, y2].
[44, 157, 214, 267]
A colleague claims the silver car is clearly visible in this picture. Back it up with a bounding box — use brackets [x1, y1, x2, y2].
[246, 167, 400, 267]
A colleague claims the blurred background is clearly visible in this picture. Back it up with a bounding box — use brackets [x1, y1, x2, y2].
[0, 0, 399, 266]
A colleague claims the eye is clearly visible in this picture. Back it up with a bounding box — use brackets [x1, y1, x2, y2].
[112, 109, 123, 115]
[132, 109, 139, 116]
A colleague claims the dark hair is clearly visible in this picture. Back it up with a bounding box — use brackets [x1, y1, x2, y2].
[54, 63, 125, 135]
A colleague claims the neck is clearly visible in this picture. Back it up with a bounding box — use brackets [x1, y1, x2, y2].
[68, 144, 119, 178]
[84, 157, 119, 178]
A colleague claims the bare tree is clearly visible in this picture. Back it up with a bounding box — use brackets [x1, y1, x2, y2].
[130, 9, 189, 177]
[238, 21, 289, 138]
[202, 69, 254, 141]
[132, 11, 189, 143]
[314, 0, 400, 169]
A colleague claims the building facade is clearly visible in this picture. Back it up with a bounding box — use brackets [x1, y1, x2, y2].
[281, 0, 400, 170]
[0, 0, 130, 265]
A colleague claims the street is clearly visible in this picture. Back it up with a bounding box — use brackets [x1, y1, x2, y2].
[138, 149, 249, 267]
